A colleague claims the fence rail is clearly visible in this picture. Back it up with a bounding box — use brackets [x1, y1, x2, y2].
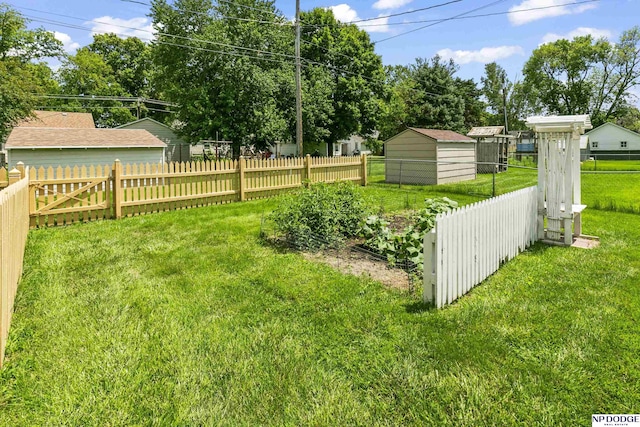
[27, 155, 366, 227]
[0, 170, 30, 367]
[424, 186, 538, 308]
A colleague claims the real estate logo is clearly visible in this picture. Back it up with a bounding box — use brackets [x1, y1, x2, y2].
[592, 414, 640, 427]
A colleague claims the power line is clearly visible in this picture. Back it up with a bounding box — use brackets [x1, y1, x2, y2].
[18, 4, 487, 103]
[35, 105, 176, 113]
[119, 0, 289, 24]
[374, 0, 509, 44]
[20, 13, 298, 70]
[349, 0, 462, 24]
[350, 0, 602, 28]
[216, 0, 281, 17]
[34, 95, 178, 106]
[17, 8, 297, 60]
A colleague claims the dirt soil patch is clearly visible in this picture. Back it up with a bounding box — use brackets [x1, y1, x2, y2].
[303, 245, 411, 291]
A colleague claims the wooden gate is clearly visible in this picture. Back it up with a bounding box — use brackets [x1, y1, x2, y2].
[29, 165, 112, 227]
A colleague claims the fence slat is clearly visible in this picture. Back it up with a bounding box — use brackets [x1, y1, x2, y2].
[425, 186, 539, 307]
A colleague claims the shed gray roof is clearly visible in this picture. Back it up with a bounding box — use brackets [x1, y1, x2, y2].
[6, 128, 167, 149]
[409, 128, 475, 143]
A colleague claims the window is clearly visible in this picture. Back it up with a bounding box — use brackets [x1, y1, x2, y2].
[621, 141, 628, 148]
[592, 141, 598, 148]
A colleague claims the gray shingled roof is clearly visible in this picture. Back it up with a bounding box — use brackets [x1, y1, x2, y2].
[6, 128, 167, 149]
[409, 128, 475, 142]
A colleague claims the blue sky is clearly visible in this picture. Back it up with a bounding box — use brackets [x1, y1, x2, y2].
[14, 0, 640, 87]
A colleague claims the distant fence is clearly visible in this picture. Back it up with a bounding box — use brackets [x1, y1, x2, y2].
[0, 169, 30, 368]
[28, 155, 366, 227]
[423, 186, 538, 308]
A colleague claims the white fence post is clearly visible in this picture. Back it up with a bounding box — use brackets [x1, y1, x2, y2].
[423, 228, 437, 305]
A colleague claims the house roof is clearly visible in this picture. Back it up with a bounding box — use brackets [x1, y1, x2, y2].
[587, 121, 640, 138]
[17, 111, 96, 128]
[580, 135, 589, 150]
[467, 126, 505, 137]
[409, 128, 475, 143]
[5, 128, 167, 149]
[116, 117, 172, 130]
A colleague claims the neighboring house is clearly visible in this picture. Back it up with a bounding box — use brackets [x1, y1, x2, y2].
[5, 128, 166, 169]
[336, 133, 380, 156]
[269, 132, 379, 158]
[467, 126, 512, 173]
[117, 117, 189, 163]
[17, 111, 96, 128]
[587, 122, 640, 159]
[384, 128, 476, 185]
[580, 135, 590, 161]
[1, 111, 97, 166]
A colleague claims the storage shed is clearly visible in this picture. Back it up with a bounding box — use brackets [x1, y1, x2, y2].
[116, 117, 190, 162]
[384, 128, 476, 185]
[5, 128, 166, 168]
[467, 126, 512, 173]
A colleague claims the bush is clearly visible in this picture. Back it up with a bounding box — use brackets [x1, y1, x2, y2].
[271, 181, 371, 249]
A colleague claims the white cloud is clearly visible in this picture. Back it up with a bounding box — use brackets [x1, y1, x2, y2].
[437, 46, 525, 64]
[372, 0, 413, 10]
[86, 16, 154, 41]
[540, 27, 612, 44]
[329, 4, 359, 22]
[53, 32, 80, 53]
[328, 4, 390, 33]
[508, 0, 597, 26]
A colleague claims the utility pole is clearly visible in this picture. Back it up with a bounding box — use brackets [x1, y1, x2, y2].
[295, 0, 303, 156]
[502, 76, 508, 133]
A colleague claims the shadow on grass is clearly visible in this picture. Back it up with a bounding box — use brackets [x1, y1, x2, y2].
[404, 300, 434, 313]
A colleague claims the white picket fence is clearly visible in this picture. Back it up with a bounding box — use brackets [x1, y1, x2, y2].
[424, 186, 538, 308]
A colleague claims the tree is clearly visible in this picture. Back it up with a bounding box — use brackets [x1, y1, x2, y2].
[522, 28, 640, 126]
[379, 56, 483, 138]
[151, 0, 293, 152]
[481, 62, 529, 130]
[0, 3, 63, 138]
[58, 49, 136, 127]
[86, 33, 152, 98]
[300, 8, 385, 154]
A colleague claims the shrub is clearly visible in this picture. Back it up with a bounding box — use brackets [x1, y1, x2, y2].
[271, 181, 371, 249]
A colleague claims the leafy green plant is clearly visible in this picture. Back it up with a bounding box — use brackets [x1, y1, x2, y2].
[360, 197, 458, 272]
[271, 181, 371, 249]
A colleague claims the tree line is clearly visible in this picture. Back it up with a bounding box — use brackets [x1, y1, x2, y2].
[1, 1, 640, 152]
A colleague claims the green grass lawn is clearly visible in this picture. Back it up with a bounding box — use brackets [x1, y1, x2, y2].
[1, 185, 639, 425]
[581, 159, 640, 171]
[369, 158, 640, 212]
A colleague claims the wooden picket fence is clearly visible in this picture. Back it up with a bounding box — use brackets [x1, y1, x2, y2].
[0, 169, 30, 368]
[0, 167, 8, 189]
[423, 186, 538, 308]
[28, 155, 367, 227]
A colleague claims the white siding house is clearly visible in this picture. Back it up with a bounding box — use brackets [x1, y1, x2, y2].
[5, 128, 166, 169]
[117, 117, 189, 162]
[384, 128, 476, 185]
[587, 122, 640, 159]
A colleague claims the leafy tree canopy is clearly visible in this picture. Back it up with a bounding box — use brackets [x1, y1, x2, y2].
[523, 27, 640, 127]
[0, 3, 63, 138]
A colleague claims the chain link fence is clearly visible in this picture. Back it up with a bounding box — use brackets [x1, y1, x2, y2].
[368, 155, 640, 214]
